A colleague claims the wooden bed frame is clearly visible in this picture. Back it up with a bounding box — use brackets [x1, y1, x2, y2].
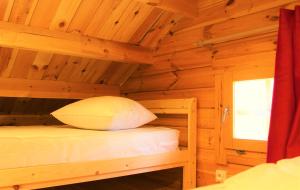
[0, 98, 197, 190]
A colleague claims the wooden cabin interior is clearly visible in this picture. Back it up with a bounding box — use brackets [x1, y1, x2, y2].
[1, 0, 300, 190]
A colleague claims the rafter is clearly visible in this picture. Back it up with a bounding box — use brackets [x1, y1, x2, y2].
[0, 22, 153, 65]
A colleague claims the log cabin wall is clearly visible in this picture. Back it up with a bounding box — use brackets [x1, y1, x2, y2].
[0, 0, 299, 189]
[122, 0, 300, 186]
[0, 97, 75, 126]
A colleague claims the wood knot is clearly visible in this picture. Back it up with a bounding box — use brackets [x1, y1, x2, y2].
[114, 20, 119, 25]
[212, 50, 219, 58]
[103, 49, 109, 54]
[226, 0, 235, 6]
[43, 65, 49, 70]
[13, 185, 20, 190]
[59, 21, 66, 28]
[147, 2, 158, 6]
[266, 15, 279, 21]
[32, 64, 39, 70]
[203, 25, 213, 39]
[168, 31, 174, 36]
[134, 10, 139, 15]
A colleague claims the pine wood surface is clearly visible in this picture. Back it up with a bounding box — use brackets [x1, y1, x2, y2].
[122, 0, 300, 187]
[1, 0, 299, 189]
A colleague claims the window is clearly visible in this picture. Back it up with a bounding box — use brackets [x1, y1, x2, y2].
[222, 67, 274, 152]
[233, 78, 274, 141]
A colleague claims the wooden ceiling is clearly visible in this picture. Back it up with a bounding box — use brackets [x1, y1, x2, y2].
[1, 0, 294, 89]
[0, 0, 187, 86]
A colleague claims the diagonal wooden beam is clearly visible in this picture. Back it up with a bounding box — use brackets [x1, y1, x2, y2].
[0, 21, 153, 65]
[136, 0, 198, 18]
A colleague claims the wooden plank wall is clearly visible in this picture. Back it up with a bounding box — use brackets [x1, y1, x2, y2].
[0, 97, 75, 126]
[122, 0, 300, 186]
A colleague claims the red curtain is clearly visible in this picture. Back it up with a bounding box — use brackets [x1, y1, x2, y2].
[267, 6, 300, 163]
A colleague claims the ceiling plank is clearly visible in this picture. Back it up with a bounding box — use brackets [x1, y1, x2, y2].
[0, 21, 153, 65]
[136, 0, 198, 18]
[0, 77, 120, 99]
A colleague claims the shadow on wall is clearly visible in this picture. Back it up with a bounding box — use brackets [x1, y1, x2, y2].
[39, 168, 182, 190]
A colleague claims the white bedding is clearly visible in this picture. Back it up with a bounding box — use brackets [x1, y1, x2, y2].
[195, 156, 300, 190]
[0, 125, 179, 169]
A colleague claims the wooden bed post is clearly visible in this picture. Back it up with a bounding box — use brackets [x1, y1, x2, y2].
[183, 98, 197, 190]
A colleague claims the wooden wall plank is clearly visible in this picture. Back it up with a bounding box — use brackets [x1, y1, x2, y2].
[120, 1, 297, 187]
[129, 8, 163, 44]
[173, 0, 297, 32]
[140, 12, 181, 48]
[156, 7, 281, 55]
[0, 0, 14, 21]
[67, 0, 104, 34]
[0, 48, 13, 76]
[0, 115, 60, 126]
[126, 88, 215, 108]
[226, 150, 266, 166]
[49, 0, 82, 31]
[9, 50, 36, 78]
[84, 0, 121, 36]
[112, 2, 154, 42]
[0, 78, 120, 99]
[124, 67, 214, 93]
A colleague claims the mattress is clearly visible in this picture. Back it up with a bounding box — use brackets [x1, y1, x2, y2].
[0, 125, 179, 169]
[195, 156, 300, 190]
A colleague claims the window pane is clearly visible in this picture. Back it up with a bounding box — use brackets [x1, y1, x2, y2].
[233, 78, 274, 141]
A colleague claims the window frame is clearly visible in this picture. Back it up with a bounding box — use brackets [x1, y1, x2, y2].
[223, 66, 274, 153]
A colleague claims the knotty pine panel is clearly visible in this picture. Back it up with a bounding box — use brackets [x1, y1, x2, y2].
[173, 0, 296, 32]
[0, 97, 75, 126]
[121, 3, 289, 186]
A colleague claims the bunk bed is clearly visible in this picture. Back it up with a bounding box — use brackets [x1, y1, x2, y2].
[0, 98, 197, 190]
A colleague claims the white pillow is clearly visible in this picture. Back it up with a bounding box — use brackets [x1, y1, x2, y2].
[51, 96, 157, 130]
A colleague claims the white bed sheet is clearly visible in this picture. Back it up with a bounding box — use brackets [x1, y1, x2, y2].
[0, 125, 179, 169]
[195, 156, 300, 190]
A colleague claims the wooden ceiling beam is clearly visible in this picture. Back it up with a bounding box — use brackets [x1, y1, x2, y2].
[0, 78, 120, 99]
[0, 22, 153, 65]
[136, 0, 198, 18]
